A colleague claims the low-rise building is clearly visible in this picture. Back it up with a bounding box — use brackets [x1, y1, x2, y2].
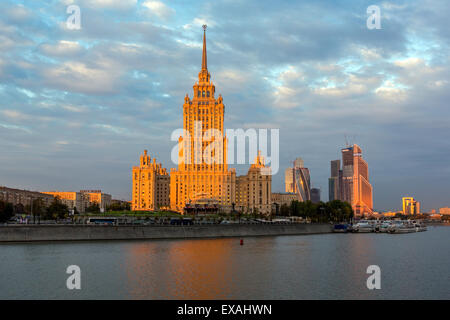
[271, 192, 297, 207]
[439, 207, 450, 215]
[80, 190, 112, 212]
[0, 186, 54, 209]
[42, 191, 89, 213]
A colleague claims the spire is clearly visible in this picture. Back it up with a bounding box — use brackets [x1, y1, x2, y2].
[202, 24, 207, 71]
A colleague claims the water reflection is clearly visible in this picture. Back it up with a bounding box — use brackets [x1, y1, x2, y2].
[125, 239, 236, 299]
[1, 227, 449, 299]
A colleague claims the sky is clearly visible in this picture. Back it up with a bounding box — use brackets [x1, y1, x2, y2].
[0, 0, 449, 211]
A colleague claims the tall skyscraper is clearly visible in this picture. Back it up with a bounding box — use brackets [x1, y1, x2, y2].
[285, 167, 294, 193]
[311, 188, 321, 204]
[170, 26, 236, 212]
[341, 144, 373, 216]
[402, 197, 420, 215]
[328, 159, 341, 201]
[285, 157, 311, 202]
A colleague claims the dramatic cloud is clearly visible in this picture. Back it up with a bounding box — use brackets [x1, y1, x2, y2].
[0, 0, 449, 211]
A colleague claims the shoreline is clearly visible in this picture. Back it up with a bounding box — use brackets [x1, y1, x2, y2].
[0, 223, 332, 243]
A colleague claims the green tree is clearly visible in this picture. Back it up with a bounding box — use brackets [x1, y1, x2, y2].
[45, 197, 69, 221]
[86, 202, 100, 213]
[280, 203, 290, 216]
[0, 200, 14, 223]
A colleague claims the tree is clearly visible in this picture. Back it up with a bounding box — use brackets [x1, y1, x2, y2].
[0, 200, 15, 223]
[45, 197, 69, 220]
[86, 202, 100, 213]
[280, 203, 290, 216]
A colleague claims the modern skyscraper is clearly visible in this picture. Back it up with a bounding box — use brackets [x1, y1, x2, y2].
[311, 188, 321, 204]
[402, 197, 420, 215]
[170, 26, 236, 212]
[285, 167, 294, 193]
[328, 159, 341, 201]
[340, 144, 373, 216]
[285, 157, 311, 202]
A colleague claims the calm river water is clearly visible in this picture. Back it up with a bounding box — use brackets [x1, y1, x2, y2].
[0, 225, 449, 299]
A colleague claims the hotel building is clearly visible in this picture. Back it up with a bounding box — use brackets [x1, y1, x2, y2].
[169, 26, 236, 212]
[132, 27, 273, 215]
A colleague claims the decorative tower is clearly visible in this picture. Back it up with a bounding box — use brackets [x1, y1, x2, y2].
[170, 26, 236, 212]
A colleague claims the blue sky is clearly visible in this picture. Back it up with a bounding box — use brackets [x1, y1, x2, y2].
[0, 0, 449, 211]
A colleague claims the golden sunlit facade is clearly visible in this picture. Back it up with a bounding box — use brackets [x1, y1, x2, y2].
[42, 191, 88, 213]
[170, 26, 236, 212]
[132, 150, 170, 211]
[402, 197, 420, 215]
[79, 190, 112, 211]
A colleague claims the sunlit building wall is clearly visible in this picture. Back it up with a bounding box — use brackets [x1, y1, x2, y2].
[285, 168, 294, 193]
[132, 150, 170, 211]
[402, 197, 420, 215]
[170, 27, 236, 212]
[341, 144, 373, 216]
[236, 152, 272, 215]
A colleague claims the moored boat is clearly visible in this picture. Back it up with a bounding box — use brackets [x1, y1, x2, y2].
[352, 220, 375, 233]
[387, 221, 416, 234]
[333, 223, 350, 233]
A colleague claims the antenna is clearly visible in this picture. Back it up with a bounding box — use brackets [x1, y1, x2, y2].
[344, 134, 349, 147]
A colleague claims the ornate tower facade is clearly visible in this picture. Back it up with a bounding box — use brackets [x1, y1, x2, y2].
[236, 151, 272, 215]
[132, 150, 170, 211]
[170, 26, 236, 212]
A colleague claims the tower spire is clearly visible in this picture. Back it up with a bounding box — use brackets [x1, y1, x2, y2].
[202, 24, 207, 71]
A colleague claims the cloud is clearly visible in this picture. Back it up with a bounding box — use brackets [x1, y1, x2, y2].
[0, 0, 449, 210]
[39, 40, 83, 57]
[142, 1, 175, 20]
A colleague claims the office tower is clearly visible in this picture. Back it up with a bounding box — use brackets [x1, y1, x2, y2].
[285, 157, 311, 202]
[328, 159, 341, 201]
[170, 26, 236, 212]
[294, 166, 311, 202]
[132, 150, 170, 211]
[402, 197, 420, 215]
[311, 188, 321, 204]
[341, 144, 373, 216]
[285, 167, 294, 193]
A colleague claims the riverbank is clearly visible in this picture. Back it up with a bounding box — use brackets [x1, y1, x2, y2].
[0, 223, 332, 243]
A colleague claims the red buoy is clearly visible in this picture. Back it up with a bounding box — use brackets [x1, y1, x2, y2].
[240, 239, 244, 245]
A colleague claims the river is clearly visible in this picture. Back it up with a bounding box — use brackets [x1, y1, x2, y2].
[0, 225, 449, 299]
